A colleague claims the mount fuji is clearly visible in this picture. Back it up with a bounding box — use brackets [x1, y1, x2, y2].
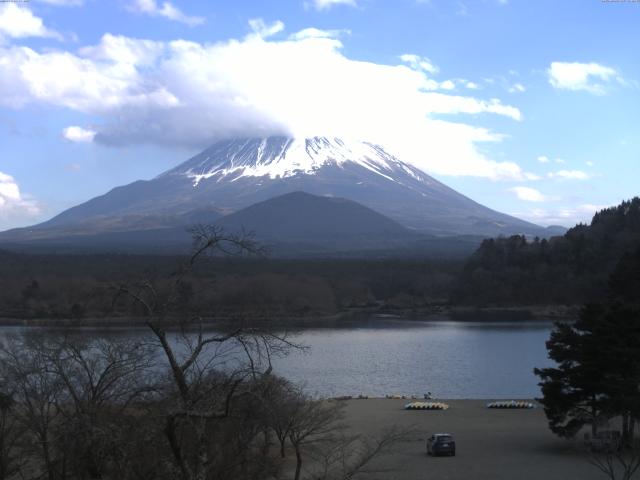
[0, 136, 554, 253]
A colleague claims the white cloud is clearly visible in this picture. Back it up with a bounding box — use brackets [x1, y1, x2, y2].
[465, 81, 480, 90]
[586, 161, 595, 167]
[289, 27, 347, 41]
[538, 155, 565, 164]
[0, 3, 62, 40]
[0, 173, 20, 203]
[34, 0, 84, 6]
[400, 54, 439, 75]
[517, 204, 608, 227]
[0, 172, 40, 223]
[509, 82, 525, 93]
[62, 125, 96, 142]
[128, 0, 204, 26]
[1, 34, 177, 111]
[248, 18, 285, 39]
[0, 22, 528, 180]
[439, 79, 455, 90]
[547, 61, 620, 95]
[306, 0, 357, 10]
[438, 95, 521, 120]
[548, 169, 590, 180]
[509, 186, 546, 202]
[524, 172, 542, 181]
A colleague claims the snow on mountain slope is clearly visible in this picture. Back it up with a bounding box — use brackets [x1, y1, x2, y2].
[161, 136, 433, 187]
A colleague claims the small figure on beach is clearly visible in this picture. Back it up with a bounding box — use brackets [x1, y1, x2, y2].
[424, 392, 432, 400]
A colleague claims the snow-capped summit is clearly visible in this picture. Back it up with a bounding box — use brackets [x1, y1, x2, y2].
[161, 136, 430, 187]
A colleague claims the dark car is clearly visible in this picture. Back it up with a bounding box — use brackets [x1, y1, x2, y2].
[427, 433, 456, 456]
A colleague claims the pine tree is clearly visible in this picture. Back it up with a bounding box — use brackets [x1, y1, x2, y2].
[535, 248, 640, 443]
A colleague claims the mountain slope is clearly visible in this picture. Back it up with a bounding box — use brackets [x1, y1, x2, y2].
[216, 191, 413, 242]
[1, 136, 548, 244]
[0, 192, 485, 257]
[157, 136, 545, 236]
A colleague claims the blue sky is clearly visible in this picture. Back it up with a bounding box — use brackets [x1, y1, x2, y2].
[0, 0, 638, 230]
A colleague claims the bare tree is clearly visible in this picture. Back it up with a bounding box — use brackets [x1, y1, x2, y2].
[288, 399, 346, 480]
[590, 442, 640, 480]
[285, 394, 413, 480]
[43, 335, 155, 416]
[0, 392, 25, 480]
[45, 334, 155, 480]
[1, 331, 157, 480]
[260, 376, 300, 459]
[113, 226, 299, 480]
[0, 335, 64, 480]
[310, 427, 413, 480]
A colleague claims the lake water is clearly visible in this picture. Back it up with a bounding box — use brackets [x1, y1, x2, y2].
[273, 318, 555, 399]
[0, 317, 556, 399]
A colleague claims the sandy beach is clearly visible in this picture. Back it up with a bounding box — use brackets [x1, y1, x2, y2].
[340, 399, 604, 480]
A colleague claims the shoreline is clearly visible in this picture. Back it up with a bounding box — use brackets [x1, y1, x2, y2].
[0, 304, 578, 328]
[330, 396, 540, 402]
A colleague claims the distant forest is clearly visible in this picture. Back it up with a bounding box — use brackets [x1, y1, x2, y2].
[0, 253, 460, 322]
[2, 197, 639, 322]
[454, 197, 640, 306]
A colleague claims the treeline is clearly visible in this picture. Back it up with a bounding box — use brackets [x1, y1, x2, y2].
[0, 253, 461, 321]
[454, 197, 640, 306]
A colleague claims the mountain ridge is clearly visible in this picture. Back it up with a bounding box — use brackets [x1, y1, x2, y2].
[216, 190, 415, 241]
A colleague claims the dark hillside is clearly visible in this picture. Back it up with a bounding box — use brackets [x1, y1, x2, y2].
[454, 198, 640, 305]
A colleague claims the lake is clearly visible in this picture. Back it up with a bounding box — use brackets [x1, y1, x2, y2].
[273, 318, 555, 399]
[0, 317, 556, 399]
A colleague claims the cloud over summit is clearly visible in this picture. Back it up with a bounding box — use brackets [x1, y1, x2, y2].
[0, 18, 529, 179]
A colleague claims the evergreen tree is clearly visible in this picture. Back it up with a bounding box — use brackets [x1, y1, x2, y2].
[535, 248, 640, 443]
[534, 305, 609, 438]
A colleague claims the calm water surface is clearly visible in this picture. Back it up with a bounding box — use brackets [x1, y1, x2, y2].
[274, 318, 555, 399]
[0, 317, 555, 399]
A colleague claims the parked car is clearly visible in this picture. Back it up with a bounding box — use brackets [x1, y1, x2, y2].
[427, 433, 456, 456]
